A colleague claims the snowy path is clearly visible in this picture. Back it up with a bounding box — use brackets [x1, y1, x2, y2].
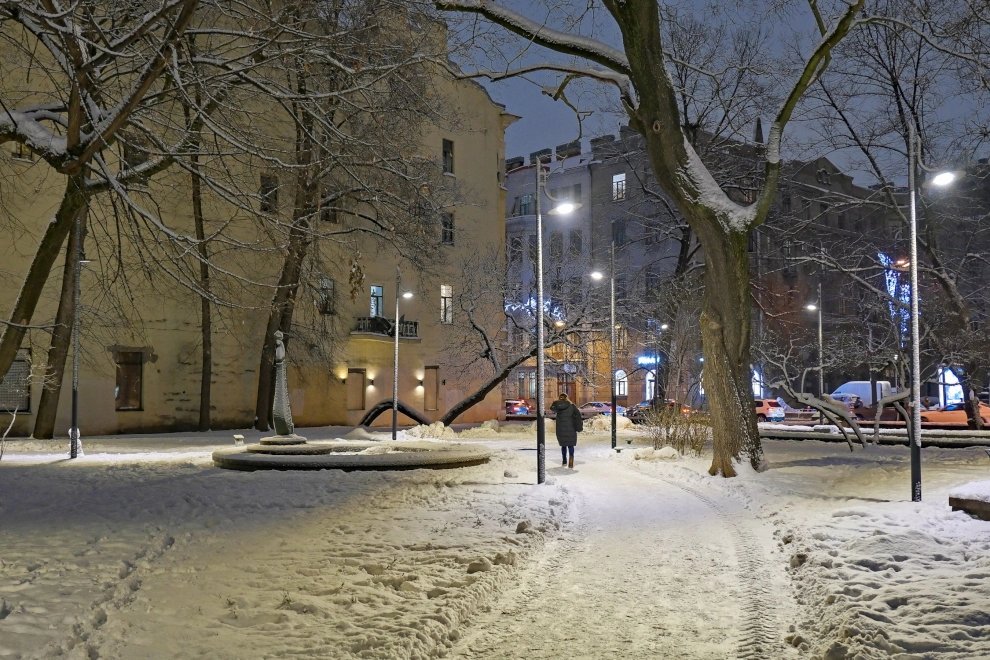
[452, 452, 787, 659]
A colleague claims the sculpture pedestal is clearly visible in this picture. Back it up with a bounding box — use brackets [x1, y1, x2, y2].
[259, 434, 307, 446]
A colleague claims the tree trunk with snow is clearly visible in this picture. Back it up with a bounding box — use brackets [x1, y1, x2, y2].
[438, 0, 863, 474]
[0, 180, 87, 390]
[32, 210, 86, 440]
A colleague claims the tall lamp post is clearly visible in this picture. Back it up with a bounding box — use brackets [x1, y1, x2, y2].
[70, 217, 90, 459]
[534, 162, 579, 484]
[906, 121, 957, 502]
[806, 282, 824, 423]
[392, 267, 413, 441]
[590, 240, 617, 449]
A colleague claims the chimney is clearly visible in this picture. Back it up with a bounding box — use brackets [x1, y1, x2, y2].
[754, 117, 764, 144]
[529, 148, 552, 165]
[555, 141, 581, 160]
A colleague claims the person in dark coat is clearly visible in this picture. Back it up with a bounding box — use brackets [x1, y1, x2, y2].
[550, 393, 582, 468]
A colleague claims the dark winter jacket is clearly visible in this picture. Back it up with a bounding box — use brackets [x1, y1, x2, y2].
[550, 399, 583, 446]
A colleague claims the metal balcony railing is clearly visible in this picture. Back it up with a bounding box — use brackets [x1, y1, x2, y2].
[353, 316, 419, 338]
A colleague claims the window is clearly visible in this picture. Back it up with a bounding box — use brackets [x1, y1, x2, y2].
[441, 212, 454, 245]
[550, 232, 563, 260]
[115, 351, 143, 411]
[613, 219, 627, 246]
[819, 203, 829, 223]
[782, 195, 792, 214]
[317, 277, 335, 315]
[615, 369, 628, 396]
[518, 194, 534, 216]
[260, 174, 278, 213]
[346, 369, 366, 410]
[442, 139, 454, 174]
[528, 234, 538, 264]
[320, 188, 338, 223]
[616, 326, 628, 351]
[440, 285, 453, 324]
[509, 236, 523, 264]
[838, 211, 847, 230]
[568, 230, 583, 256]
[13, 143, 34, 161]
[370, 285, 384, 317]
[517, 371, 527, 399]
[551, 183, 582, 204]
[0, 350, 30, 412]
[612, 172, 626, 201]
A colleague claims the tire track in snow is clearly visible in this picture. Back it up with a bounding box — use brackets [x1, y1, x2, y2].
[653, 476, 783, 660]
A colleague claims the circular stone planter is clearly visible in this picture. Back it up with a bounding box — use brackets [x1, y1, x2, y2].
[212, 440, 491, 471]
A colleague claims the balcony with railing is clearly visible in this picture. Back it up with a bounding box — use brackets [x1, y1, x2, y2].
[352, 316, 420, 339]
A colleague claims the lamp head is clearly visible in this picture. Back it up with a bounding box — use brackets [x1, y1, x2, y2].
[660, 324, 669, 331]
[547, 201, 582, 216]
[590, 271, 604, 281]
[930, 171, 957, 187]
[806, 304, 818, 311]
[402, 291, 413, 299]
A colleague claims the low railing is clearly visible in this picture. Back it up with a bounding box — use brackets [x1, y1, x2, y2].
[353, 316, 419, 338]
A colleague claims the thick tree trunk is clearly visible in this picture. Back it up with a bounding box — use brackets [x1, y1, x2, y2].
[191, 152, 212, 431]
[0, 178, 87, 383]
[695, 225, 763, 476]
[32, 215, 84, 439]
[254, 249, 307, 431]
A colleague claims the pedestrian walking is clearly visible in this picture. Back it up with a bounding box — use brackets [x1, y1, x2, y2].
[550, 393, 583, 468]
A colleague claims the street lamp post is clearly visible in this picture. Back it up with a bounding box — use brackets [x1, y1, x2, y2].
[907, 123, 923, 503]
[392, 267, 413, 441]
[905, 122, 958, 502]
[806, 283, 824, 423]
[591, 240, 618, 449]
[70, 215, 89, 459]
[534, 162, 579, 484]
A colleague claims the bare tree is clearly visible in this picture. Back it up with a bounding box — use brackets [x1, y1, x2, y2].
[436, 0, 867, 475]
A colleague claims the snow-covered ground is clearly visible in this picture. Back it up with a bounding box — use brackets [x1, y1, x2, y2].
[1, 421, 989, 659]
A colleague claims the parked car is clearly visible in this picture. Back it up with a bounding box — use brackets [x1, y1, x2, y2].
[626, 399, 691, 424]
[754, 398, 785, 422]
[920, 402, 990, 425]
[505, 399, 531, 415]
[578, 401, 626, 418]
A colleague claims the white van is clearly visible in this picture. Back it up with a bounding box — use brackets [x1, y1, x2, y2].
[831, 381, 891, 405]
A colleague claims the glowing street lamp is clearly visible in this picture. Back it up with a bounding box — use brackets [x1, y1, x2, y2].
[590, 262, 617, 450]
[392, 267, 413, 441]
[534, 163, 580, 483]
[906, 122, 959, 501]
[806, 283, 824, 423]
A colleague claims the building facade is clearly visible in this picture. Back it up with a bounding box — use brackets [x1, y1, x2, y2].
[0, 58, 513, 435]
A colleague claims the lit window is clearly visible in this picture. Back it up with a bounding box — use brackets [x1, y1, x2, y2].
[440, 285, 453, 324]
[442, 139, 454, 174]
[615, 369, 628, 396]
[370, 285, 384, 317]
[612, 173, 626, 201]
